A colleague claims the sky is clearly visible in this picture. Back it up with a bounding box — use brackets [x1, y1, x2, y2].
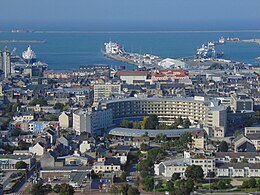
[1, 0, 260, 31]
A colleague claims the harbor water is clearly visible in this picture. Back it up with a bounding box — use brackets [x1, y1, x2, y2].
[0, 31, 260, 70]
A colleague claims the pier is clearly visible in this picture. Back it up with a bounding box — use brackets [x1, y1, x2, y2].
[0, 40, 46, 43]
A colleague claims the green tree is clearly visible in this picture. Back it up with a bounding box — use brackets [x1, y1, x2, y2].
[142, 176, 154, 191]
[45, 114, 58, 121]
[234, 130, 241, 138]
[59, 183, 75, 195]
[0, 120, 10, 131]
[230, 158, 238, 163]
[177, 132, 192, 149]
[175, 116, 183, 126]
[127, 186, 140, 195]
[183, 118, 191, 128]
[53, 184, 61, 193]
[248, 178, 256, 188]
[17, 140, 30, 150]
[109, 184, 119, 194]
[185, 165, 204, 182]
[166, 180, 174, 192]
[218, 141, 228, 152]
[119, 183, 129, 195]
[28, 97, 47, 106]
[133, 121, 141, 129]
[53, 103, 65, 111]
[11, 128, 22, 136]
[144, 115, 159, 129]
[15, 161, 28, 169]
[43, 184, 52, 193]
[120, 171, 127, 181]
[30, 181, 46, 195]
[242, 158, 248, 163]
[171, 173, 181, 181]
[155, 133, 167, 143]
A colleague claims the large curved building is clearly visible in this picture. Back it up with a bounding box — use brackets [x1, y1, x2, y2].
[101, 96, 227, 137]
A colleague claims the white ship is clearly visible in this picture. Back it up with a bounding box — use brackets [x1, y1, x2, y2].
[218, 37, 225, 44]
[104, 41, 124, 55]
[22, 45, 36, 63]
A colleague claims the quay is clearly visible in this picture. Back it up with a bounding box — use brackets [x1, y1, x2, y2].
[0, 40, 46, 43]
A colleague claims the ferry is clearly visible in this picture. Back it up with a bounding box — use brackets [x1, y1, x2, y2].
[218, 37, 225, 44]
[196, 44, 223, 59]
[256, 57, 260, 60]
[22, 46, 36, 64]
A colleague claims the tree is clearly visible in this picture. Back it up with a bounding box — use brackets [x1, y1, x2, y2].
[28, 97, 47, 106]
[127, 186, 140, 195]
[120, 120, 131, 128]
[53, 184, 61, 193]
[53, 103, 65, 111]
[11, 128, 22, 136]
[177, 132, 192, 149]
[140, 143, 149, 151]
[247, 178, 256, 188]
[30, 181, 45, 195]
[17, 140, 30, 150]
[175, 116, 183, 126]
[185, 165, 204, 181]
[218, 141, 228, 152]
[145, 115, 159, 129]
[133, 121, 141, 129]
[183, 118, 191, 128]
[155, 133, 167, 143]
[234, 130, 241, 138]
[59, 183, 75, 195]
[142, 176, 154, 191]
[45, 114, 58, 121]
[119, 183, 129, 195]
[230, 158, 238, 163]
[242, 158, 248, 163]
[171, 173, 181, 181]
[120, 171, 127, 181]
[15, 161, 27, 169]
[166, 180, 174, 192]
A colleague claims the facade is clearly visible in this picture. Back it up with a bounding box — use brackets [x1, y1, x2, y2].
[59, 112, 70, 128]
[73, 109, 113, 135]
[93, 157, 121, 176]
[29, 142, 45, 156]
[191, 131, 206, 149]
[155, 155, 215, 178]
[245, 127, 260, 136]
[116, 71, 149, 84]
[0, 154, 35, 170]
[217, 163, 260, 178]
[102, 96, 227, 137]
[94, 83, 121, 103]
[230, 94, 254, 113]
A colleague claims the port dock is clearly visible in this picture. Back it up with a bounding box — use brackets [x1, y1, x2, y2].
[0, 40, 46, 43]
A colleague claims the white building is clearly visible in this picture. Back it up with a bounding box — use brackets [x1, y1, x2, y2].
[73, 109, 113, 135]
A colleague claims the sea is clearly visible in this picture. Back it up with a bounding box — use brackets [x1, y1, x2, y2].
[0, 31, 260, 70]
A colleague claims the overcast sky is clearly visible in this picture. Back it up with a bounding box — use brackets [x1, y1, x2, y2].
[1, 0, 260, 30]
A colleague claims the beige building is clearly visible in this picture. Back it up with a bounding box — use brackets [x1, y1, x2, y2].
[93, 158, 121, 176]
[59, 112, 70, 128]
[191, 131, 206, 149]
[29, 142, 46, 156]
[94, 83, 121, 103]
[102, 96, 227, 138]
